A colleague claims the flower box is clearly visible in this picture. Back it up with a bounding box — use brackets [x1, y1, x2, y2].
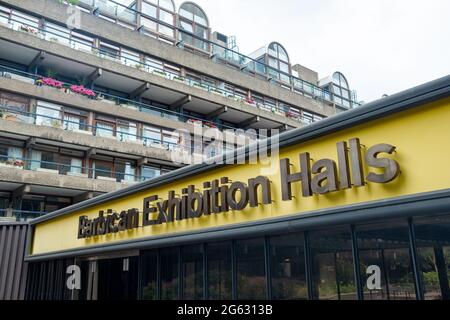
[70, 85, 96, 98]
[193, 83, 208, 91]
[0, 161, 24, 169]
[19, 24, 38, 35]
[243, 98, 257, 107]
[152, 70, 167, 78]
[273, 109, 286, 117]
[4, 114, 18, 122]
[37, 77, 64, 89]
[210, 89, 225, 96]
[173, 76, 185, 83]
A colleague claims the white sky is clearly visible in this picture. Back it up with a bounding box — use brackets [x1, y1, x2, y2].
[174, 0, 450, 103]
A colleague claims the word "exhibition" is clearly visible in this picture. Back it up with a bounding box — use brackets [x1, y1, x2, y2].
[78, 138, 400, 239]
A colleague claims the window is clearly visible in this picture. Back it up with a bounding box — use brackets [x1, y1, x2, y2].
[160, 247, 179, 300]
[266, 42, 291, 83]
[141, 250, 158, 300]
[235, 238, 267, 300]
[115, 161, 136, 182]
[142, 166, 161, 180]
[356, 220, 416, 300]
[36, 102, 62, 127]
[96, 121, 115, 138]
[141, 0, 175, 39]
[414, 214, 450, 300]
[143, 125, 162, 144]
[116, 120, 137, 142]
[182, 245, 204, 300]
[207, 242, 232, 300]
[309, 227, 357, 300]
[178, 3, 209, 51]
[270, 233, 308, 300]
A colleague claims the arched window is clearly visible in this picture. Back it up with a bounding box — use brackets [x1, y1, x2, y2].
[140, 0, 176, 39]
[331, 72, 351, 107]
[267, 42, 291, 83]
[178, 2, 210, 52]
[332, 72, 349, 89]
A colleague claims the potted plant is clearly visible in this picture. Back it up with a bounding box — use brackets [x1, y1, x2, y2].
[50, 119, 61, 128]
[152, 69, 167, 78]
[133, 63, 144, 70]
[173, 76, 185, 83]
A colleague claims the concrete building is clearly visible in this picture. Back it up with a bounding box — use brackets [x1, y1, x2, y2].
[0, 0, 358, 222]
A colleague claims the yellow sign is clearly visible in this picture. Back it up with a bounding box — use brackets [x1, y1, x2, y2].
[30, 98, 450, 256]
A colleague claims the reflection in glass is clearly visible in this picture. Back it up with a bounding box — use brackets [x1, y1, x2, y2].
[236, 238, 266, 300]
[160, 247, 179, 300]
[207, 242, 232, 300]
[141, 250, 158, 300]
[356, 220, 416, 300]
[182, 245, 204, 300]
[414, 214, 450, 300]
[309, 228, 356, 300]
[270, 233, 308, 300]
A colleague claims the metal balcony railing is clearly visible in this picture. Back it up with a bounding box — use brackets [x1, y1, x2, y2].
[0, 9, 332, 123]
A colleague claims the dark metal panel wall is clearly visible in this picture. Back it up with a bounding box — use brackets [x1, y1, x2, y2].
[0, 223, 28, 300]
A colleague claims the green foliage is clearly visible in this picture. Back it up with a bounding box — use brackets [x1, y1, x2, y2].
[57, 0, 79, 5]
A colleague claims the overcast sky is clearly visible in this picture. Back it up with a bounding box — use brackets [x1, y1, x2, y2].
[174, 0, 450, 103]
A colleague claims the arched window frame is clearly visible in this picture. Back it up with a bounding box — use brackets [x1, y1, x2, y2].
[266, 42, 291, 83]
[178, 2, 210, 52]
[140, 0, 176, 40]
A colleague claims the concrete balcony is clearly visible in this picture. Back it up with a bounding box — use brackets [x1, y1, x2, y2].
[0, 0, 337, 115]
[0, 164, 130, 196]
[0, 26, 306, 129]
[0, 118, 174, 162]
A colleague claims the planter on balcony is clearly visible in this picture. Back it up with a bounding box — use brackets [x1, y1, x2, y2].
[193, 83, 208, 91]
[173, 76, 185, 83]
[152, 70, 167, 78]
[0, 161, 24, 170]
[210, 89, 225, 96]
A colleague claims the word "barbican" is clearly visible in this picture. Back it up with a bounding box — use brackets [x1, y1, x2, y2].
[78, 138, 400, 239]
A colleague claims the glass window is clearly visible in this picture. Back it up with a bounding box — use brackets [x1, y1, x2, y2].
[142, 166, 161, 180]
[182, 245, 204, 300]
[93, 160, 113, 179]
[159, 10, 173, 24]
[142, 2, 157, 18]
[309, 227, 357, 300]
[36, 103, 62, 127]
[160, 247, 179, 300]
[235, 238, 267, 300]
[159, 0, 174, 11]
[96, 121, 114, 138]
[141, 250, 158, 300]
[270, 233, 308, 300]
[356, 220, 416, 300]
[207, 242, 232, 300]
[414, 214, 450, 300]
[141, 16, 157, 31]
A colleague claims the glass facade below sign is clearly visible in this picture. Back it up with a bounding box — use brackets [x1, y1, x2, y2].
[25, 213, 450, 300]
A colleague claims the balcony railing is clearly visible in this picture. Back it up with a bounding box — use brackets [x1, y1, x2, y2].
[71, 0, 361, 108]
[0, 10, 328, 124]
[0, 209, 48, 222]
[0, 104, 181, 151]
[0, 154, 151, 183]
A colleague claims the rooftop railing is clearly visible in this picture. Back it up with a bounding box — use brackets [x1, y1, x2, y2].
[71, 0, 361, 108]
[0, 8, 330, 123]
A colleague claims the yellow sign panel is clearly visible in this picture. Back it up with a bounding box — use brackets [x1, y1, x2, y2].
[31, 98, 450, 256]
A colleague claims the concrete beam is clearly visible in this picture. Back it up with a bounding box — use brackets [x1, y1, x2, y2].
[207, 106, 228, 120]
[27, 51, 46, 72]
[12, 184, 30, 198]
[83, 67, 103, 85]
[74, 191, 94, 203]
[277, 124, 289, 133]
[240, 116, 260, 129]
[130, 82, 150, 99]
[25, 137, 36, 149]
[137, 157, 149, 167]
[170, 95, 192, 110]
[86, 148, 97, 158]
